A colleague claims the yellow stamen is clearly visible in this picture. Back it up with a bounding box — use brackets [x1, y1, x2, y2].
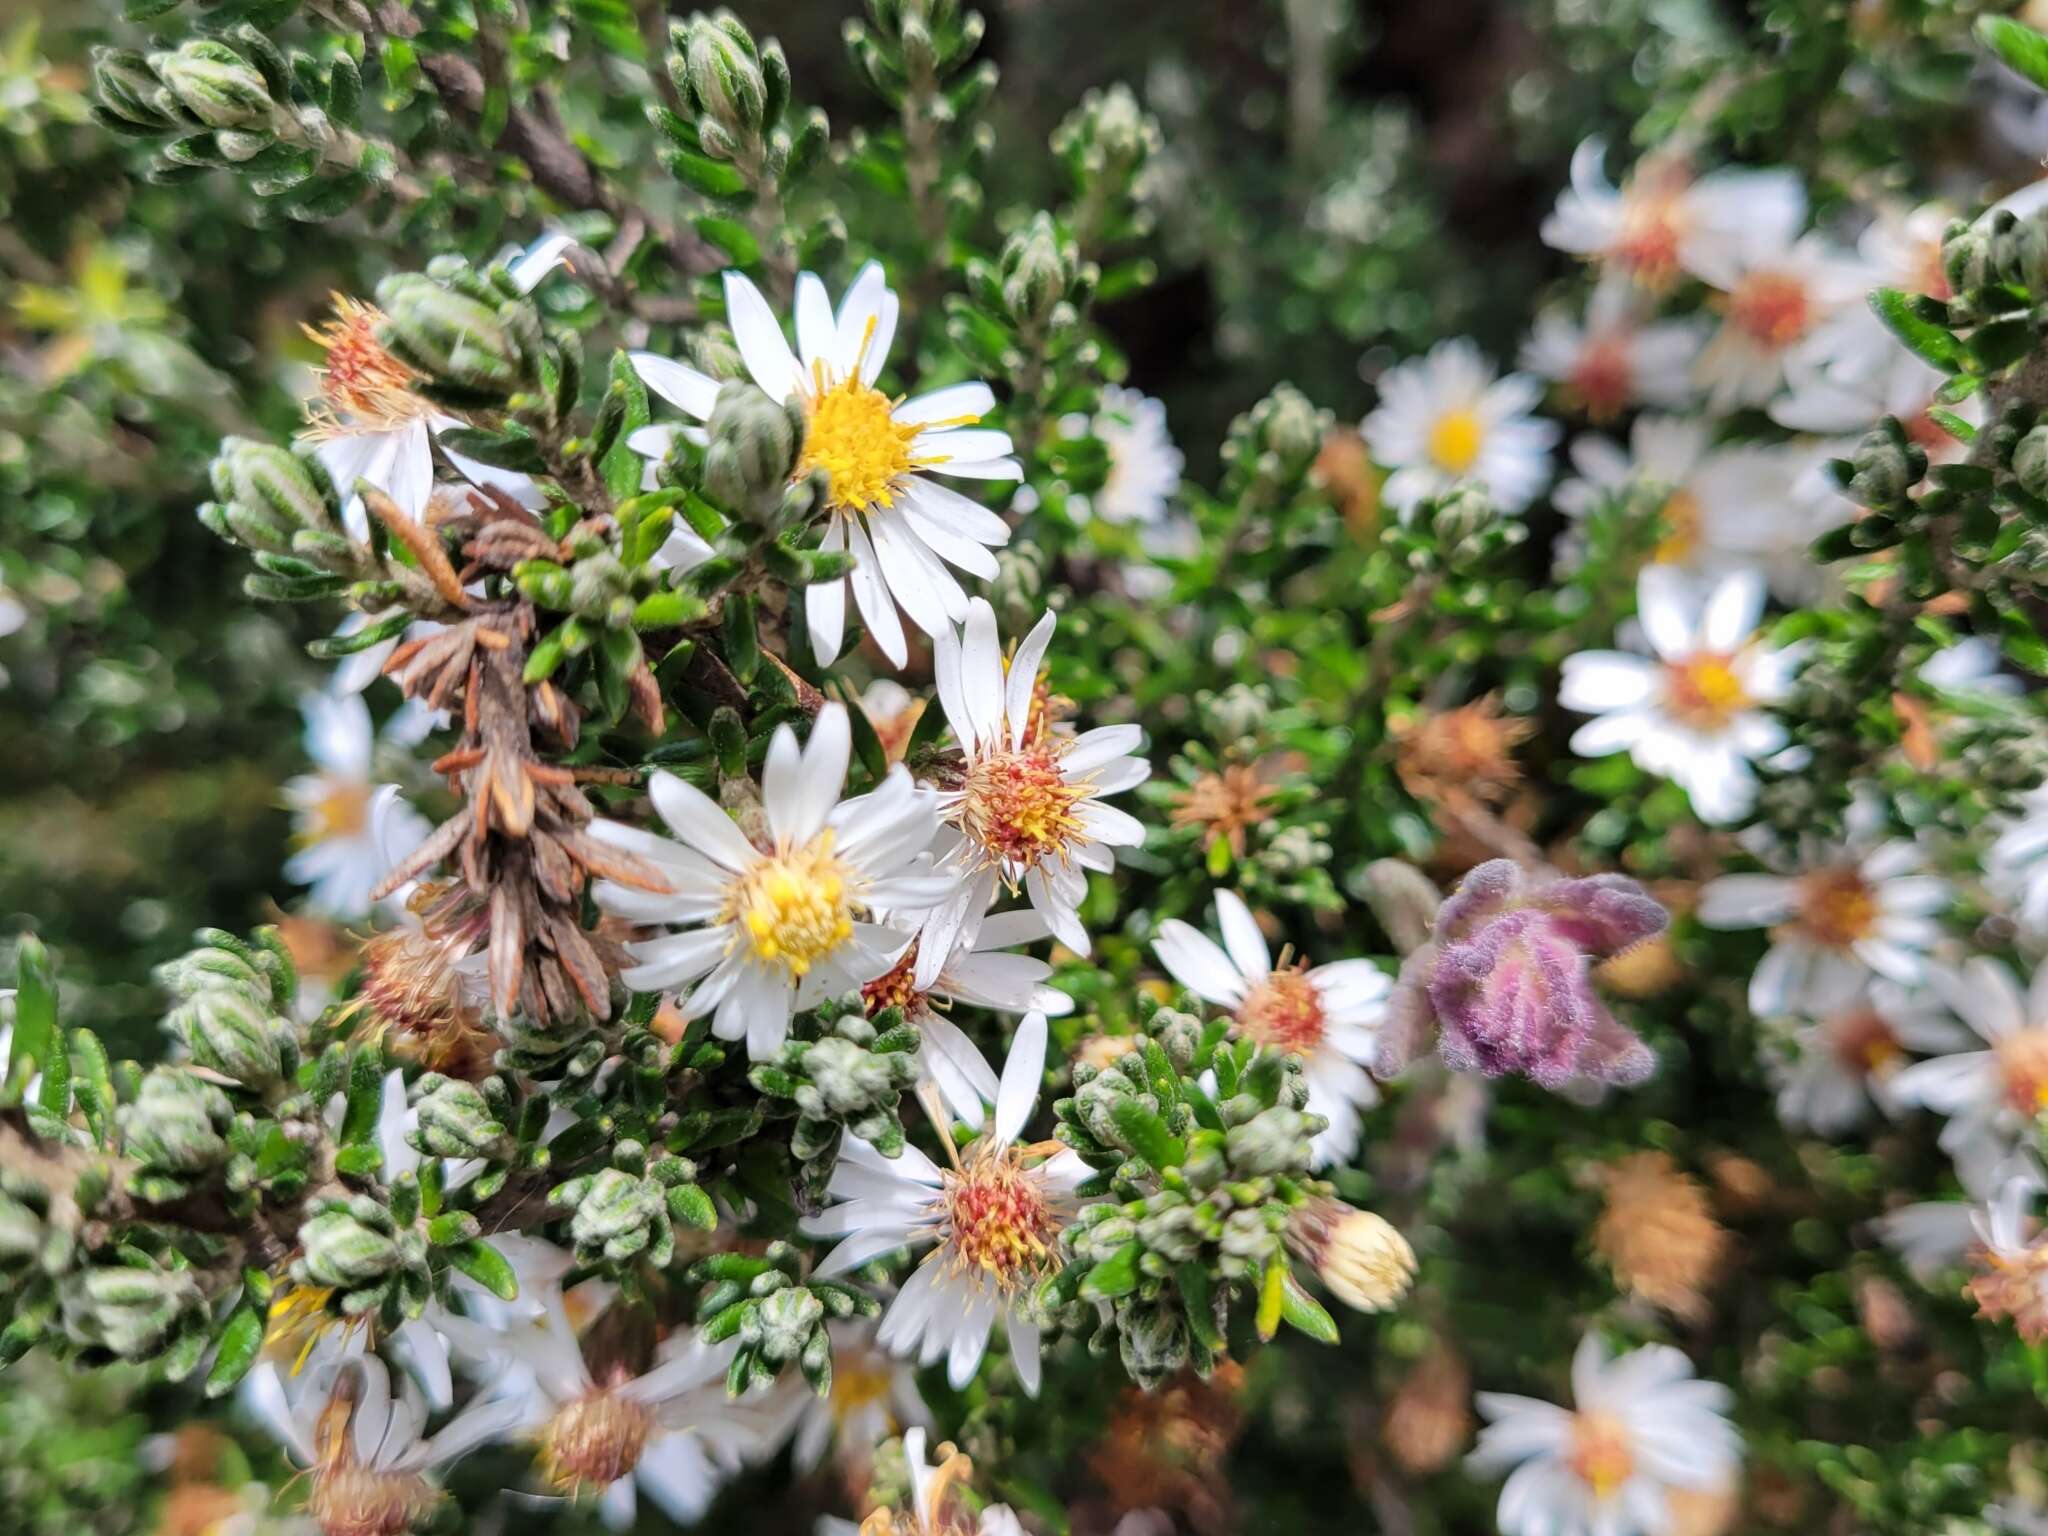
[721, 831, 857, 978]
[1426, 408, 1485, 473]
[1662, 655, 1750, 730]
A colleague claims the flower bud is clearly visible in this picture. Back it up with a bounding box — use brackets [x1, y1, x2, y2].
[92, 47, 177, 131]
[704, 380, 803, 511]
[1198, 682, 1271, 744]
[164, 986, 287, 1088]
[1846, 419, 1923, 506]
[680, 14, 767, 137]
[59, 1264, 203, 1358]
[1943, 219, 1992, 295]
[118, 1068, 231, 1175]
[1000, 213, 1076, 328]
[563, 1168, 665, 1262]
[373, 273, 526, 396]
[742, 1286, 824, 1362]
[1116, 1297, 1190, 1389]
[1224, 1105, 1317, 1176]
[295, 1208, 403, 1290]
[1053, 83, 1161, 179]
[2016, 425, 2048, 500]
[152, 40, 274, 131]
[1284, 1198, 1415, 1313]
[798, 1036, 910, 1116]
[205, 437, 334, 552]
[409, 1074, 510, 1160]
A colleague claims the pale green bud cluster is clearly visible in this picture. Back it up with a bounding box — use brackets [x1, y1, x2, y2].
[157, 929, 299, 1091]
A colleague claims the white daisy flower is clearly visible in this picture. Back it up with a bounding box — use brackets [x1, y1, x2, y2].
[1082, 384, 1183, 525]
[1361, 339, 1561, 517]
[628, 262, 1020, 668]
[284, 691, 433, 920]
[1559, 566, 1802, 826]
[1519, 279, 1703, 416]
[1553, 417, 1810, 586]
[862, 907, 1075, 1127]
[298, 234, 568, 539]
[1696, 823, 1950, 1017]
[1151, 890, 1390, 1168]
[243, 1351, 525, 1536]
[884, 1426, 1029, 1536]
[1767, 981, 1971, 1136]
[777, 1320, 930, 1475]
[589, 703, 956, 1061]
[916, 599, 1151, 972]
[1469, 1334, 1741, 1536]
[1541, 136, 1804, 291]
[441, 1301, 780, 1531]
[1920, 636, 2022, 700]
[1892, 957, 2048, 1197]
[801, 1011, 1086, 1395]
[1990, 785, 2048, 933]
[1874, 1196, 1985, 1284]
[1689, 229, 1872, 410]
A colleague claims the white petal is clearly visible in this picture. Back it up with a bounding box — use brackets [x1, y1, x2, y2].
[1214, 890, 1273, 980]
[723, 270, 802, 399]
[994, 1011, 1047, 1145]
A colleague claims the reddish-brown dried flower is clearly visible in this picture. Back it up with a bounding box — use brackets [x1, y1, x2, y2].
[1592, 1151, 1730, 1323]
[1168, 764, 1277, 860]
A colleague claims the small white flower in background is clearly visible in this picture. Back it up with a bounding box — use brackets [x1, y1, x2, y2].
[1361, 338, 1560, 517]
[1892, 957, 2048, 1197]
[1689, 227, 1873, 410]
[1552, 416, 1809, 586]
[1772, 345, 1978, 465]
[1920, 636, 2022, 700]
[0, 582, 25, 639]
[1874, 1195, 1988, 1284]
[1559, 566, 1803, 826]
[1962, 1166, 2048, 1341]
[1857, 200, 1955, 303]
[801, 1012, 1086, 1395]
[859, 677, 927, 766]
[1519, 278, 1703, 416]
[589, 703, 954, 1061]
[1468, 1333, 1740, 1536]
[439, 1304, 780, 1532]
[1990, 784, 2048, 933]
[1151, 889, 1389, 1167]
[628, 262, 1020, 669]
[284, 691, 433, 920]
[1767, 981, 1971, 1136]
[773, 1320, 930, 1475]
[1542, 136, 1804, 291]
[918, 599, 1150, 972]
[1077, 384, 1183, 525]
[297, 232, 569, 539]
[1697, 816, 1948, 1018]
[862, 907, 1074, 1126]
[243, 1352, 525, 1536]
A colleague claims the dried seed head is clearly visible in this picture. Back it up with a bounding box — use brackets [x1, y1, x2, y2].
[1592, 1151, 1729, 1323]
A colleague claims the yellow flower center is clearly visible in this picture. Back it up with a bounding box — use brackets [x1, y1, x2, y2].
[1725, 271, 1812, 348]
[1235, 964, 1327, 1055]
[1996, 1027, 2048, 1116]
[1567, 1411, 1636, 1500]
[1826, 1006, 1903, 1078]
[940, 1139, 1064, 1296]
[305, 779, 372, 843]
[799, 371, 922, 513]
[861, 938, 927, 1018]
[722, 831, 857, 978]
[1654, 488, 1702, 564]
[957, 744, 1090, 879]
[1792, 866, 1880, 951]
[540, 1387, 655, 1493]
[1662, 654, 1750, 730]
[264, 1284, 363, 1375]
[1426, 408, 1485, 473]
[303, 295, 433, 436]
[828, 1349, 897, 1426]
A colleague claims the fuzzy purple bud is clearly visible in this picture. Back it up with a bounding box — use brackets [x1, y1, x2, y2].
[1376, 859, 1664, 1091]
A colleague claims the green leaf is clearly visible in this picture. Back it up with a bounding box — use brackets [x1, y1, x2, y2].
[1079, 1240, 1143, 1300]
[1108, 1097, 1184, 1170]
[1279, 1273, 1341, 1344]
[10, 937, 57, 1093]
[204, 1304, 265, 1397]
[1981, 14, 2048, 92]
[667, 1183, 717, 1230]
[693, 215, 761, 267]
[445, 1239, 520, 1300]
[339, 1050, 386, 1152]
[436, 426, 548, 473]
[68, 1029, 115, 1146]
[1867, 288, 1965, 373]
[1177, 1263, 1225, 1351]
[599, 352, 651, 504]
